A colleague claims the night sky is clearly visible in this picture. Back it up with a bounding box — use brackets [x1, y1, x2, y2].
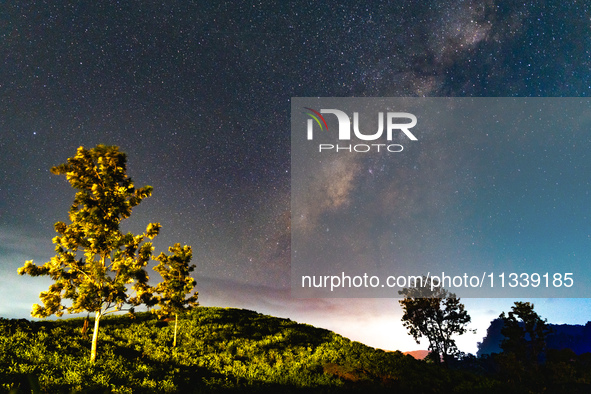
[291, 97, 591, 299]
[2, 1, 591, 353]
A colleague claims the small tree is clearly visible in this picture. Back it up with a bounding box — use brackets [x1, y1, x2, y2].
[152, 243, 199, 347]
[18, 145, 162, 362]
[398, 276, 473, 364]
[500, 301, 550, 363]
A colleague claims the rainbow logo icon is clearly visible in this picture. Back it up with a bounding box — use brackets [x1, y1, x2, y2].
[303, 107, 329, 132]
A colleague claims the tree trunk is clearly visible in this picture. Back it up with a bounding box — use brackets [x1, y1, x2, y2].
[173, 314, 178, 347]
[90, 311, 101, 363]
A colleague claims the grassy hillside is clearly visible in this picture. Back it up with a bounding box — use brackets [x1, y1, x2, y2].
[0, 307, 494, 393]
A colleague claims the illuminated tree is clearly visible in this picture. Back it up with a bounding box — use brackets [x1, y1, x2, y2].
[18, 144, 161, 362]
[152, 243, 199, 347]
[398, 276, 473, 364]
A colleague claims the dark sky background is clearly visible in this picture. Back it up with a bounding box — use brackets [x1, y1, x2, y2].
[2, 0, 591, 353]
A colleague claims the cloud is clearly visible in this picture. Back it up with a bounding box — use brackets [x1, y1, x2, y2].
[0, 226, 53, 259]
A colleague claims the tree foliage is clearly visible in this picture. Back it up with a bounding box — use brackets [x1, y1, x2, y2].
[152, 243, 199, 346]
[499, 301, 550, 363]
[398, 276, 473, 364]
[17, 144, 179, 362]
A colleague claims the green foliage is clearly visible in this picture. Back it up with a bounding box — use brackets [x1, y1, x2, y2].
[152, 243, 198, 318]
[398, 276, 473, 364]
[16, 144, 193, 363]
[3, 307, 587, 393]
[0, 308, 498, 393]
[17, 145, 158, 319]
[152, 243, 198, 347]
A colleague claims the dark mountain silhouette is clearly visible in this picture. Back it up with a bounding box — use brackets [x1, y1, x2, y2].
[478, 318, 591, 357]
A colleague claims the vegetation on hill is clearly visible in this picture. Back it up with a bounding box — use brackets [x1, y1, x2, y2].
[0, 307, 496, 393]
[1, 306, 590, 393]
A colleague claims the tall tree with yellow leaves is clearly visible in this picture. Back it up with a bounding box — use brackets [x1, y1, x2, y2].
[152, 243, 199, 347]
[18, 144, 162, 362]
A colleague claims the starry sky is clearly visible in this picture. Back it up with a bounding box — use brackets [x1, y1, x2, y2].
[2, 1, 591, 354]
[291, 97, 591, 299]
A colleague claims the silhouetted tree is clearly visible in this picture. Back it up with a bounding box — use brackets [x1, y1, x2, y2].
[398, 276, 473, 364]
[152, 243, 198, 347]
[500, 301, 550, 364]
[17, 144, 179, 362]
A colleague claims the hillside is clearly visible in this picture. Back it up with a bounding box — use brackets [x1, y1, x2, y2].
[0, 307, 491, 393]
